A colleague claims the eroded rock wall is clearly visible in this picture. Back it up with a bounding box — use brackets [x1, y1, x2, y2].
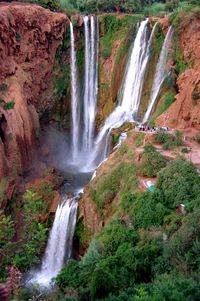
[157, 13, 200, 129]
[0, 2, 68, 178]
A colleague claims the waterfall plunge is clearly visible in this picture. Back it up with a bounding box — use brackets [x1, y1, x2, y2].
[82, 16, 99, 153]
[143, 26, 173, 124]
[28, 197, 78, 287]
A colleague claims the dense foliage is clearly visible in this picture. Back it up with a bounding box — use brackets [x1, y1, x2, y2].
[55, 157, 200, 301]
[11, 0, 199, 14]
[138, 143, 167, 177]
[0, 185, 53, 281]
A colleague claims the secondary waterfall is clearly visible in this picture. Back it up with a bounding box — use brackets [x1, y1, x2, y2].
[82, 16, 99, 153]
[70, 22, 80, 159]
[89, 19, 154, 165]
[119, 18, 150, 119]
[143, 26, 173, 123]
[28, 196, 78, 286]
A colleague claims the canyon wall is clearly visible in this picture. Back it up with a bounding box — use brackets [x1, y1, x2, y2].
[156, 12, 200, 129]
[0, 2, 68, 179]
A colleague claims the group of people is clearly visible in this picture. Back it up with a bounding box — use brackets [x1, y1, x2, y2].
[136, 124, 170, 133]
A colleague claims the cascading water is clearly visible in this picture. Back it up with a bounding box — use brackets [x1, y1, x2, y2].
[28, 17, 99, 287]
[143, 26, 173, 124]
[28, 18, 173, 288]
[28, 196, 78, 287]
[82, 16, 99, 153]
[88, 19, 155, 167]
[70, 22, 80, 160]
[119, 18, 150, 118]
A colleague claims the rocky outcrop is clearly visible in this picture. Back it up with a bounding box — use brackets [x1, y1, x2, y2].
[157, 15, 200, 129]
[0, 2, 68, 179]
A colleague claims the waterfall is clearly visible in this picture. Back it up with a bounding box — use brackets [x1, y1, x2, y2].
[143, 26, 173, 124]
[28, 197, 78, 287]
[70, 22, 80, 159]
[119, 18, 150, 119]
[87, 19, 153, 167]
[82, 16, 99, 153]
[28, 18, 172, 288]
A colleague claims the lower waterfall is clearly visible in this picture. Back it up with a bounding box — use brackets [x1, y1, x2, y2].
[27, 196, 78, 287]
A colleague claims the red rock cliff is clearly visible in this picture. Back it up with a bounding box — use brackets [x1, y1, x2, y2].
[157, 15, 200, 129]
[0, 2, 68, 178]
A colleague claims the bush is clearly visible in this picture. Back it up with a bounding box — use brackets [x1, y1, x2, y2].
[3, 100, 15, 110]
[153, 130, 183, 149]
[0, 83, 8, 92]
[166, 0, 179, 12]
[153, 131, 173, 144]
[91, 161, 137, 214]
[156, 158, 200, 208]
[135, 132, 145, 147]
[139, 143, 167, 177]
[181, 147, 189, 153]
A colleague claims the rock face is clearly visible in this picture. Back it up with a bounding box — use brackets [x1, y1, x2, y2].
[157, 16, 200, 129]
[0, 2, 68, 178]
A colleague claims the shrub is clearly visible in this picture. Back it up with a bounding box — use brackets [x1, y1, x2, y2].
[91, 162, 137, 214]
[166, 0, 179, 12]
[153, 130, 183, 149]
[0, 83, 8, 92]
[181, 147, 189, 153]
[156, 158, 200, 208]
[139, 143, 167, 177]
[153, 131, 173, 144]
[3, 101, 15, 110]
[135, 132, 145, 147]
[12, 190, 50, 272]
[16, 32, 21, 42]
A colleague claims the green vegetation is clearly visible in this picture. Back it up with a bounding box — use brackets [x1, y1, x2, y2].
[153, 130, 183, 149]
[3, 100, 15, 110]
[0, 185, 53, 280]
[99, 15, 140, 59]
[55, 156, 200, 301]
[169, 3, 200, 75]
[16, 32, 21, 42]
[144, 2, 166, 16]
[150, 91, 176, 127]
[138, 143, 167, 177]
[0, 83, 8, 92]
[13, 190, 49, 272]
[74, 218, 92, 251]
[91, 160, 137, 215]
[53, 47, 70, 102]
[135, 132, 145, 147]
[181, 147, 189, 153]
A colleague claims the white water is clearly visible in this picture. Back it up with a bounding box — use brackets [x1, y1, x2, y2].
[86, 19, 153, 168]
[143, 26, 173, 124]
[119, 18, 150, 118]
[28, 196, 78, 287]
[70, 22, 80, 160]
[82, 16, 99, 153]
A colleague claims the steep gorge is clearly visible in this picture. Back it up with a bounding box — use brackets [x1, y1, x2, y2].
[0, 2, 200, 299]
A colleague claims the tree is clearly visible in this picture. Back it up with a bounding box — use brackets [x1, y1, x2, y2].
[157, 158, 200, 208]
